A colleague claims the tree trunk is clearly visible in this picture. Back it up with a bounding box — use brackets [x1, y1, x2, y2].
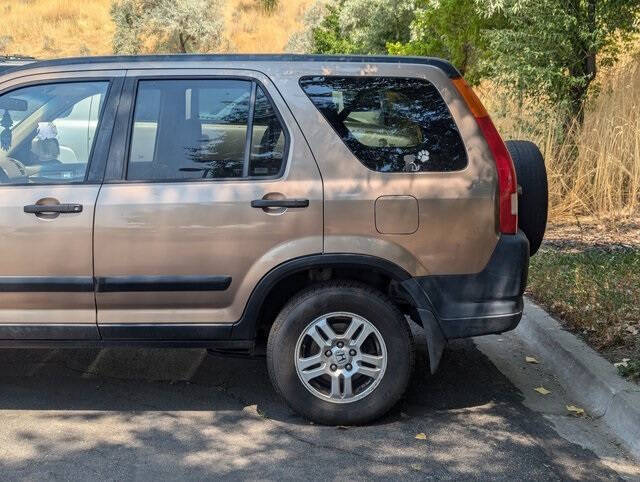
[458, 43, 472, 77]
[568, 83, 586, 128]
[565, 0, 598, 129]
[178, 32, 188, 53]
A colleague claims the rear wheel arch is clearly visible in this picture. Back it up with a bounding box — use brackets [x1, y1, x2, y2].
[230, 254, 422, 341]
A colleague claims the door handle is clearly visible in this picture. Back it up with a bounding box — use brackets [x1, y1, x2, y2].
[251, 199, 309, 209]
[24, 203, 83, 214]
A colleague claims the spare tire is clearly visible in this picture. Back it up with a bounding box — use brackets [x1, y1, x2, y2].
[505, 140, 548, 256]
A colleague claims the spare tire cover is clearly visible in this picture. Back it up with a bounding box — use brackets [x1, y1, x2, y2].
[505, 140, 548, 256]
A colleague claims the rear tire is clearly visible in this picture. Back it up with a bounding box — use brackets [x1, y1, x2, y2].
[506, 140, 548, 256]
[267, 280, 414, 425]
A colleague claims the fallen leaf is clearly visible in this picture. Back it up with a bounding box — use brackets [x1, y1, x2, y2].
[614, 359, 630, 368]
[534, 386, 551, 395]
[525, 356, 539, 364]
[566, 405, 585, 416]
[415, 433, 427, 440]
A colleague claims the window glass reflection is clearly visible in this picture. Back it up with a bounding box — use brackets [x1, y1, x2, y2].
[300, 76, 467, 173]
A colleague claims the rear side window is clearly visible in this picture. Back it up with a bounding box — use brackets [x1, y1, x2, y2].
[127, 79, 287, 181]
[250, 86, 286, 177]
[299, 76, 467, 173]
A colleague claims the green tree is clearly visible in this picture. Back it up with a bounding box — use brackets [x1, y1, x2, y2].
[111, 0, 225, 54]
[289, 0, 493, 85]
[287, 0, 416, 55]
[481, 0, 640, 125]
[309, 0, 359, 54]
[388, 0, 501, 84]
[111, 0, 141, 54]
[338, 0, 417, 53]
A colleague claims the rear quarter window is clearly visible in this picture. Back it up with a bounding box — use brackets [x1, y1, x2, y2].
[299, 76, 467, 173]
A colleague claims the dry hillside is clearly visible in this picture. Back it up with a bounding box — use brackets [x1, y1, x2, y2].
[0, 0, 313, 58]
[1, 0, 114, 57]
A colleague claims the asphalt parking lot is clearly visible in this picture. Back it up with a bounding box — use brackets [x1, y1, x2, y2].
[0, 327, 637, 480]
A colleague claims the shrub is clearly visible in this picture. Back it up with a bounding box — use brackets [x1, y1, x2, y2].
[111, 0, 225, 54]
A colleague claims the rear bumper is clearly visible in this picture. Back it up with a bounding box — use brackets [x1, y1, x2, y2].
[416, 231, 529, 339]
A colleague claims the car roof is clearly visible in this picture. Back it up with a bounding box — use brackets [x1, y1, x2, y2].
[5, 54, 461, 79]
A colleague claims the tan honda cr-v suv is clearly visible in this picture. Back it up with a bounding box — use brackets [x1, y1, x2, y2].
[0, 54, 547, 424]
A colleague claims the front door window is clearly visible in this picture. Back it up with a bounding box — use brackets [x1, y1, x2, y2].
[0, 81, 109, 184]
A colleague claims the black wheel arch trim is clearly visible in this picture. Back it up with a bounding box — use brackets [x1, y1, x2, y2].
[231, 253, 415, 339]
[230, 253, 447, 373]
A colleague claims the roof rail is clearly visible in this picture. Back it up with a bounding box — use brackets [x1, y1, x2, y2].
[6, 54, 461, 78]
[0, 55, 37, 62]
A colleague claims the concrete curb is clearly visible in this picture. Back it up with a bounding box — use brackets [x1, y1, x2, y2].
[516, 298, 640, 461]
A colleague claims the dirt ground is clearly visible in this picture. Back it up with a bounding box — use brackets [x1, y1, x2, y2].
[543, 216, 640, 251]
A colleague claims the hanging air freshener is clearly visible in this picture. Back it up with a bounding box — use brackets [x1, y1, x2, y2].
[0, 109, 12, 151]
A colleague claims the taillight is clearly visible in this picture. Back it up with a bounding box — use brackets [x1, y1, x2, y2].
[452, 78, 518, 234]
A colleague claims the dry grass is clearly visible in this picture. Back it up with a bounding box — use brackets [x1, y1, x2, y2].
[0, 0, 312, 57]
[0, 0, 114, 57]
[481, 50, 640, 220]
[222, 0, 313, 52]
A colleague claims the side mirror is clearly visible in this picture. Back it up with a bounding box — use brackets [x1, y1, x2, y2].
[0, 97, 28, 112]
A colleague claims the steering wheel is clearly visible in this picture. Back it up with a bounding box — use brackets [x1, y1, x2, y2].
[0, 156, 29, 183]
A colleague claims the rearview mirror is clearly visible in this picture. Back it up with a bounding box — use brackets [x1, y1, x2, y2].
[0, 97, 28, 112]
